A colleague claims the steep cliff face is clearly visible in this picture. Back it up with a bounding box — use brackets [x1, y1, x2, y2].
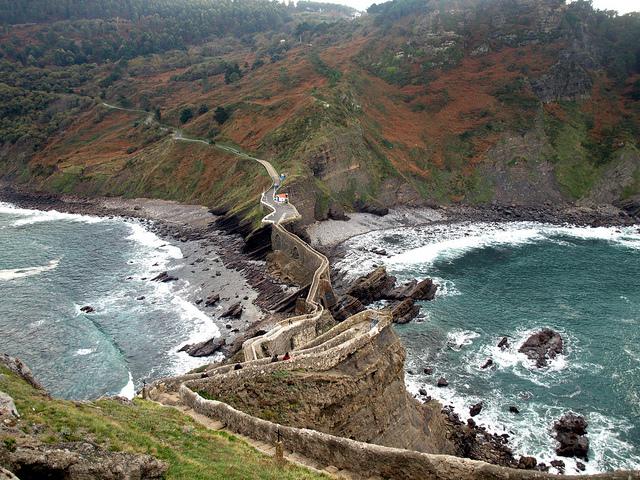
[198, 325, 457, 454]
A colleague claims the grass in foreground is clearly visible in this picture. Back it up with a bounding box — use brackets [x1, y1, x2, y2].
[0, 367, 327, 480]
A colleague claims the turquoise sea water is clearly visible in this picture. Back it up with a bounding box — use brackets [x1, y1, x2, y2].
[0, 202, 218, 399]
[337, 221, 640, 474]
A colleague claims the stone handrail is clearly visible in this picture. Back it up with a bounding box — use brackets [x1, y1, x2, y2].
[178, 385, 639, 480]
[242, 180, 331, 361]
[190, 310, 391, 393]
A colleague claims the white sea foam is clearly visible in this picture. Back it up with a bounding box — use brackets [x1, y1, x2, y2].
[74, 348, 95, 356]
[389, 226, 544, 266]
[446, 329, 480, 351]
[432, 277, 460, 297]
[0, 259, 60, 281]
[336, 222, 640, 279]
[0, 202, 105, 227]
[118, 372, 135, 399]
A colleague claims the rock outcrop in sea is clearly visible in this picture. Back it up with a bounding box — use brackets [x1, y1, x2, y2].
[518, 328, 563, 368]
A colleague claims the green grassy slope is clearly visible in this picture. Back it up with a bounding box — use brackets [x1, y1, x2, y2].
[0, 367, 327, 480]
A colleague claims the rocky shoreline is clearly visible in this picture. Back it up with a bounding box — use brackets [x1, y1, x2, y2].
[307, 201, 638, 259]
[0, 184, 291, 362]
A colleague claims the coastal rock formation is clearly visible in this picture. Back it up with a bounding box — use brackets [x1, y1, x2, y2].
[204, 293, 220, 307]
[353, 198, 389, 217]
[554, 412, 589, 460]
[518, 328, 563, 367]
[221, 302, 243, 319]
[469, 402, 483, 417]
[347, 268, 438, 306]
[179, 337, 225, 357]
[616, 194, 640, 219]
[341, 268, 437, 325]
[1, 441, 167, 480]
[330, 294, 365, 322]
[518, 456, 537, 470]
[80, 306, 95, 314]
[346, 267, 396, 305]
[391, 298, 420, 324]
[387, 278, 437, 301]
[150, 271, 178, 283]
[0, 355, 44, 392]
[0, 392, 18, 418]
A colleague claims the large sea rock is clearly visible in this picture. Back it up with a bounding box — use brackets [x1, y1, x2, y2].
[518, 328, 563, 368]
[554, 412, 589, 460]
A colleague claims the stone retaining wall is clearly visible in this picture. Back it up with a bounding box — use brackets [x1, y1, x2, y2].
[180, 386, 638, 480]
[242, 223, 332, 361]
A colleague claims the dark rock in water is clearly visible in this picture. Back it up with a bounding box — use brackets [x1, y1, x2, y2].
[470, 402, 483, 417]
[391, 298, 419, 324]
[136, 296, 145, 301]
[221, 302, 243, 319]
[423, 367, 433, 375]
[80, 306, 95, 313]
[481, 358, 493, 369]
[467, 418, 476, 428]
[204, 293, 220, 307]
[576, 461, 586, 472]
[418, 388, 428, 396]
[555, 413, 588, 435]
[150, 271, 178, 283]
[536, 462, 550, 472]
[437, 377, 448, 387]
[550, 459, 565, 474]
[346, 267, 396, 305]
[195, 299, 203, 305]
[554, 412, 589, 460]
[497, 337, 509, 349]
[518, 328, 563, 368]
[331, 294, 366, 322]
[518, 456, 537, 470]
[179, 337, 226, 357]
[386, 278, 437, 301]
[408, 278, 438, 301]
[509, 406, 520, 414]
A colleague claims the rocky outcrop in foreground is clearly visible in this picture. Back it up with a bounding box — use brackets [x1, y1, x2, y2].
[2, 441, 166, 480]
[0, 355, 167, 480]
[518, 329, 563, 368]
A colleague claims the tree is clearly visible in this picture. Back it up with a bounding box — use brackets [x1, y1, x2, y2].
[214, 106, 229, 125]
[154, 107, 161, 122]
[197, 103, 209, 115]
[179, 107, 193, 124]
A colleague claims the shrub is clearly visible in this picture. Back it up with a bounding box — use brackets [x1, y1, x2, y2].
[179, 107, 193, 124]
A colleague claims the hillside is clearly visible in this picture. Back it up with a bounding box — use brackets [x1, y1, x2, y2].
[0, 0, 638, 227]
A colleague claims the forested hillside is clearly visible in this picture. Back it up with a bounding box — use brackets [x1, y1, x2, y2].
[0, 0, 638, 225]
